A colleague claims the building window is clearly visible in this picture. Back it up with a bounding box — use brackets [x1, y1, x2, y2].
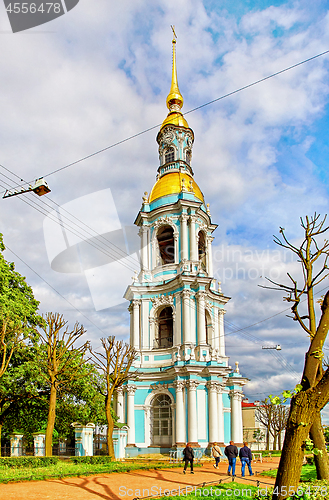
[186, 150, 191, 165]
[205, 310, 212, 345]
[165, 147, 175, 164]
[151, 394, 172, 446]
[157, 225, 175, 264]
[155, 307, 173, 349]
[198, 231, 207, 271]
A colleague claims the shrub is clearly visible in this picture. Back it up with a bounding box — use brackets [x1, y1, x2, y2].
[71, 456, 113, 465]
[0, 457, 59, 468]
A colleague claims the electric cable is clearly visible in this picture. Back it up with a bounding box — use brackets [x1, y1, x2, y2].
[1, 47, 329, 191]
[4, 245, 111, 337]
[0, 169, 140, 269]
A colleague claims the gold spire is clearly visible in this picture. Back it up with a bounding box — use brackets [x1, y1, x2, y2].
[166, 26, 184, 112]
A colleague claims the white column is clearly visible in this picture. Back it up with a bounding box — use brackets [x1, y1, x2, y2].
[116, 387, 124, 423]
[213, 307, 219, 349]
[127, 385, 136, 445]
[174, 233, 179, 264]
[206, 236, 214, 277]
[187, 380, 199, 444]
[144, 406, 151, 447]
[219, 310, 226, 357]
[207, 382, 218, 444]
[189, 215, 197, 261]
[230, 390, 243, 444]
[174, 381, 186, 446]
[140, 226, 149, 270]
[182, 290, 191, 344]
[196, 291, 206, 345]
[132, 300, 141, 349]
[217, 386, 225, 444]
[180, 214, 188, 261]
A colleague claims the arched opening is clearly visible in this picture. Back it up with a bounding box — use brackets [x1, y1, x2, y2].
[157, 225, 175, 265]
[186, 150, 191, 165]
[165, 147, 175, 164]
[155, 307, 173, 349]
[151, 394, 172, 446]
[198, 231, 207, 271]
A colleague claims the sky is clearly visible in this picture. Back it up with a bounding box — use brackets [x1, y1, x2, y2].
[0, 0, 329, 420]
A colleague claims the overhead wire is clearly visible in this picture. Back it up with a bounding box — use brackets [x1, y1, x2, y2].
[4, 245, 111, 337]
[0, 167, 140, 269]
[1, 47, 329, 192]
[0, 174, 139, 274]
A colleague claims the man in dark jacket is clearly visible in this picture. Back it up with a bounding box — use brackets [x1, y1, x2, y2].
[239, 442, 254, 477]
[224, 440, 238, 476]
[183, 443, 194, 474]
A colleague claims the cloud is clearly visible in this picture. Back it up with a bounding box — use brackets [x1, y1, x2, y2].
[0, 0, 328, 405]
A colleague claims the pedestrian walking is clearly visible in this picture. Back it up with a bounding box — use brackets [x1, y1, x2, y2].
[183, 443, 194, 474]
[224, 440, 238, 476]
[239, 442, 254, 477]
[212, 442, 223, 468]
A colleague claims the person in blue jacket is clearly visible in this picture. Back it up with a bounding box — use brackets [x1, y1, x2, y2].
[239, 442, 254, 477]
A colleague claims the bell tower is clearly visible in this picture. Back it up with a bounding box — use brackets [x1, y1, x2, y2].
[119, 31, 247, 454]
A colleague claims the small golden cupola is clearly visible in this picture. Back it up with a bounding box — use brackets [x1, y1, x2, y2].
[149, 28, 204, 205]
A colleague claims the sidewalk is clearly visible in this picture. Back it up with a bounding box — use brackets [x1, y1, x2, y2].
[0, 456, 279, 500]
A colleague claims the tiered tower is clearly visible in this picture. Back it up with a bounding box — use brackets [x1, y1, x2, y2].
[118, 33, 247, 455]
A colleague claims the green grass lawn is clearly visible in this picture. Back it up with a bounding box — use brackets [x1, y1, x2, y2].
[262, 464, 316, 481]
[0, 459, 181, 483]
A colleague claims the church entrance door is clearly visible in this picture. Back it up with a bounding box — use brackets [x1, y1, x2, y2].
[151, 394, 172, 447]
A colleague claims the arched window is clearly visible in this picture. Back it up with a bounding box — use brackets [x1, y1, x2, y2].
[155, 307, 173, 349]
[186, 150, 191, 165]
[198, 231, 207, 271]
[165, 147, 175, 164]
[157, 225, 175, 265]
[151, 394, 172, 446]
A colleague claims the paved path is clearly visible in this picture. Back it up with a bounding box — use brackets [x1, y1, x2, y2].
[0, 457, 279, 500]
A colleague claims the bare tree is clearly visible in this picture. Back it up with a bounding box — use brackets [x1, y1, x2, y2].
[90, 337, 137, 458]
[271, 405, 289, 450]
[255, 399, 273, 450]
[261, 214, 329, 499]
[37, 313, 90, 456]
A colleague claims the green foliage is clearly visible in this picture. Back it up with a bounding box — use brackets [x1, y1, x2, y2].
[71, 456, 113, 464]
[269, 384, 303, 405]
[0, 234, 40, 326]
[0, 456, 58, 468]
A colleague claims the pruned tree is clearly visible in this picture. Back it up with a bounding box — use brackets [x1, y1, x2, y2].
[90, 337, 137, 458]
[271, 404, 289, 450]
[255, 399, 273, 450]
[36, 313, 90, 456]
[261, 214, 329, 499]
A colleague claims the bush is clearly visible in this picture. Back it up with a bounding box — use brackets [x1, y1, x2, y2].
[71, 456, 113, 465]
[0, 457, 59, 468]
[306, 456, 315, 465]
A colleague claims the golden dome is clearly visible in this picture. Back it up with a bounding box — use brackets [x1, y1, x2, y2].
[161, 111, 189, 130]
[149, 172, 204, 203]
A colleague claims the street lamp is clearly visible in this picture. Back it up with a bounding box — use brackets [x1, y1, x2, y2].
[3, 178, 51, 199]
[262, 345, 282, 350]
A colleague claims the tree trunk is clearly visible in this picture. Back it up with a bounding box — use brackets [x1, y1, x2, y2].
[309, 412, 329, 479]
[278, 431, 281, 450]
[106, 398, 115, 459]
[273, 434, 277, 451]
[45, 382, 57, 457]
[272, 394, 314, 500]
[266, 429, 270, 450]
[0, 424, 2, 457]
